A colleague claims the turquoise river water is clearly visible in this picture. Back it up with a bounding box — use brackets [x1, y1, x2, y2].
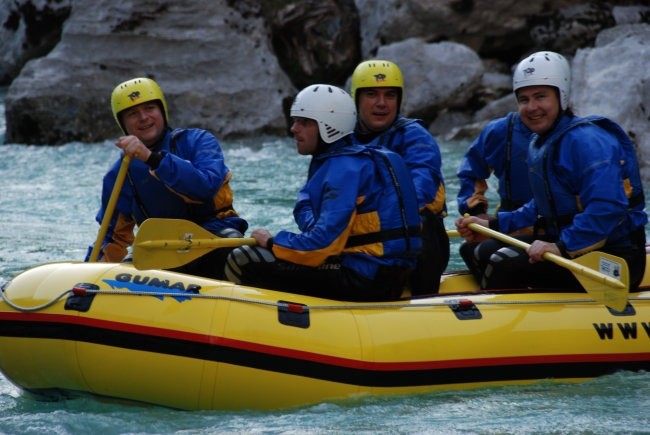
[1, 88, 650, 434]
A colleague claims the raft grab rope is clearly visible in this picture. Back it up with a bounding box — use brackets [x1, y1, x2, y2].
[1, 283, 647, 313]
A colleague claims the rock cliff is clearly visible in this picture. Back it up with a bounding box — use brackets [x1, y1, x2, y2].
[2, 0, 649, 178]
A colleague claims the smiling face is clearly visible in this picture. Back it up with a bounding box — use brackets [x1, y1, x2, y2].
[516, 85, 561, 135]
[290, 117, 319, 155]
[120, 102, 166, 147]
[357, 87, 399, 133]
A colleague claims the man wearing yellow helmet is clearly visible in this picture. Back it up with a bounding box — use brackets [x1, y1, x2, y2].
[86, 77, 248, 279]
[350, 60, 449, 295]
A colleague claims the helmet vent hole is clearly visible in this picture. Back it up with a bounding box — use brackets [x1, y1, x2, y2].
[325, 124, 340, 139]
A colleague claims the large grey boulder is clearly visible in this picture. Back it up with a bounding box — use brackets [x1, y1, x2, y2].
[3, 0, 649, 148]
[372, 39, 484, 123]
[354, 0, 533, 58]
[5, 0, 296, 145]
[353, 0, 625, 61]
[528, 2, 615, 55]
[571, 24, 650, 177]
[267, 0, 360, 89]
[0, 0, 71, 85]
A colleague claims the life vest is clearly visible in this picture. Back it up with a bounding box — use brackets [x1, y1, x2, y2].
[127, 128, 238, 223]
[342, 143, 422, 258]
[579, 116, 645, 213]
[359, 116, 448, 217]
[499, 112, 533, 211]
[312, 140, 422, 259]
[527, 115, 645, 238]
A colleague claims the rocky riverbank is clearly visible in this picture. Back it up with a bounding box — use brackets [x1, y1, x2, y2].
[1, 0, 649, 175]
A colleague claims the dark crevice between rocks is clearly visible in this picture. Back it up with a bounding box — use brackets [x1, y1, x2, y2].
[110, 4, 168, 33]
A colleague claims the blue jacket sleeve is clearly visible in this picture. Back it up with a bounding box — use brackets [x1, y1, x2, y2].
[154, 129, 229, 202]
[494, 198, 537, 233]
[457, 114, 533, 216]
[293, 183, 316, 232]
[394, 121, 446, 215]
[273, 157, 366, 267]
[456, 123, 494, 215]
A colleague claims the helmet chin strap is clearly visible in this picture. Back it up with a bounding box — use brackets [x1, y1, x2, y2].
[357, 118, 374, 133]
[313, 137, 329, 155]
[357, 115, 399, 134]
[147, 128, 170, 150]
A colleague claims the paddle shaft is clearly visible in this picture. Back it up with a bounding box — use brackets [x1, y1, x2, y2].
[467, 222, 625, 290]
[446, 229, 460, 238]
[132, 218, 257, 270]
[89, 155, 131, 262]
[137, 238, 256, 249]
[135, 218, 457, 270]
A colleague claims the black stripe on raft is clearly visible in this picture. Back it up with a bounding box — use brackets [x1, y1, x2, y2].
[1, 315, 649, 387]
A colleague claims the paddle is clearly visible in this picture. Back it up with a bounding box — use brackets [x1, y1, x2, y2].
[133, 218, 256, 270]
[446, 229, 460, 238]
[133, 220, 460, 270]
[89, 154, 131, 262]
[467, 222, 629, 311]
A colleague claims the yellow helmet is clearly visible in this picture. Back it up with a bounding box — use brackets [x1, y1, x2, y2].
[110, 77, 169, 133]
[350, 60, 404, 104]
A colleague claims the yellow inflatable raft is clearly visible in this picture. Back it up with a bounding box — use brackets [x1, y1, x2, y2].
[1, 251, 649, 410]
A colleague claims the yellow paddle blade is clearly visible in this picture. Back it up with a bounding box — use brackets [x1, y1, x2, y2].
[570, 251, 629, 312]
[132, 218, 255, 270]
[466, 222, 630, 311]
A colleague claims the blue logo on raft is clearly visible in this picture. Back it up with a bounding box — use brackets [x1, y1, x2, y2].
[103, 273, 201, 302]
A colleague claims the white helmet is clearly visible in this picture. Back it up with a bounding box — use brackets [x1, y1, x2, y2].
[513, 51, 571, 110]
[290, 84, 357, 144]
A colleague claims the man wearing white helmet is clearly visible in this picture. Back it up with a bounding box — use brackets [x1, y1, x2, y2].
[350, 60, 448, 295]
[456, 51, 647, 291]
[87, 77, 248, 279]
[225, 84, 422, 301]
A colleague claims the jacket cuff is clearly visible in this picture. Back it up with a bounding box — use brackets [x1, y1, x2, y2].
[146, 151, 163, 169]
[487, 217, 500, 231]
[556, 240, 568, 257]
[466, 203, 488, 216]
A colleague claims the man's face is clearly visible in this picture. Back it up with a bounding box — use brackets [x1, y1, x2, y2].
[121, 101, 165, 147]
[290, 117, 319, 155]
[357, 87, 399, 133]
[516, 85, 561, 135]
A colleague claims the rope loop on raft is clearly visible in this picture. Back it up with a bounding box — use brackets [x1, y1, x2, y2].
[3, 284, 644, 313]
